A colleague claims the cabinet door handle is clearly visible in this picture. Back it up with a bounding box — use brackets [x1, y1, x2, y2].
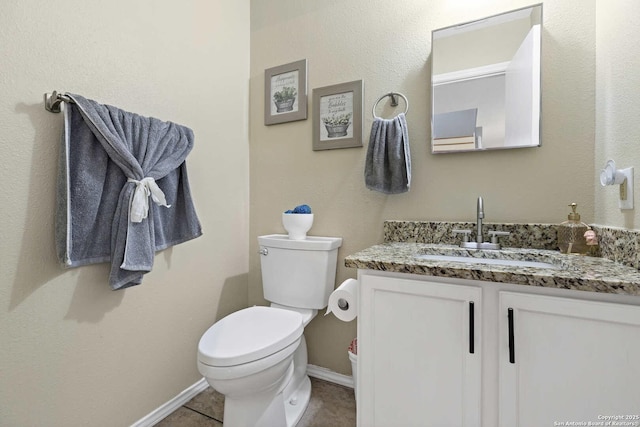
[469, 301, 475, 354]
[508, 308, 515, 364]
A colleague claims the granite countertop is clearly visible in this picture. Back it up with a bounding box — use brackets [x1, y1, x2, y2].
[344, 243, 640, 296]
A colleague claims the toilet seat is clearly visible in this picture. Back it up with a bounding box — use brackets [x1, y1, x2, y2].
[198, 306, 303, 367]
[198, 338, 300, 382]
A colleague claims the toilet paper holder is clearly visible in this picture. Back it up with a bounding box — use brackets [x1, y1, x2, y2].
[325, 278, 359, 322]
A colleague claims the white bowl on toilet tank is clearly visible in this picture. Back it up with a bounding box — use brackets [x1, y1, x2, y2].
[258, 234, 342, 309]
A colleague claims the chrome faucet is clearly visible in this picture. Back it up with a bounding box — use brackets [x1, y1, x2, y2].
[452, 196, 511, 250]
[476, 196, 484, 243]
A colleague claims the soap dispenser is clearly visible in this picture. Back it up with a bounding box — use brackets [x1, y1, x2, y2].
[558, 203, 589, 254]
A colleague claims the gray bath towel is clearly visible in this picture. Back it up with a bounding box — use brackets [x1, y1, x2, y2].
[55, 93, 202, 290]
[364, 113, 411, 194]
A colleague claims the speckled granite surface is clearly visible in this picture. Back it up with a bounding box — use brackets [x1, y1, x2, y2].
[345, 221, 640, 296]
[383, 221, 640, 266]
[592, 225, 640, 269]
[383, 220, 558, 250]
[344, 243, 640, 295]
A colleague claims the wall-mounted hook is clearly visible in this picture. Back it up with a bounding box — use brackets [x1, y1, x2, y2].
[600, 160, 634, 210]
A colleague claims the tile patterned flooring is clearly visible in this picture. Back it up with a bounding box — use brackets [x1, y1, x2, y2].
[156, 377, 356, 427]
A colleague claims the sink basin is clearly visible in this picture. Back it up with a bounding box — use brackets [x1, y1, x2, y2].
[414, 254, 557, 269]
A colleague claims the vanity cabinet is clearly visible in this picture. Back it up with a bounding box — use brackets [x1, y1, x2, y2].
[499, 292, 640, 427]
[358, 273, 482, 427]
[357, 271, 640, 427]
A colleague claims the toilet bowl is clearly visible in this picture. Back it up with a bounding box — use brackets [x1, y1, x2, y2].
[198, 336, 301, 397]
[197, 306, 313, 427]
[197, 234, 342, 427]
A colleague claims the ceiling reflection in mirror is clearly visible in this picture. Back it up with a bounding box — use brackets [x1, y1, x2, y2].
[431, 4, 542, 153]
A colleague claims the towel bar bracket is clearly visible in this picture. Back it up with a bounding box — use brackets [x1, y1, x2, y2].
[44, 91, 73, 113]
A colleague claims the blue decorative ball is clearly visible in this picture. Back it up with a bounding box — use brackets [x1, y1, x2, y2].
[292, 204, 312, 214]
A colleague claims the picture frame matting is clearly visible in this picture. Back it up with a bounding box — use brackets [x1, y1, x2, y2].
[312, 79, 363, 151]
[264, 59, 308, 125]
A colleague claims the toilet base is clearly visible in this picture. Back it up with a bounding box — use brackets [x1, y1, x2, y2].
[223, 373, 311, 427]
[215, 336, 313, 427]
[283, 374, 311, 427]
[281, 334, 312, 426]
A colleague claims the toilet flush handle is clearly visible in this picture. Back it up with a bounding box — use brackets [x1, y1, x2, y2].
[258, 247, 268, 256]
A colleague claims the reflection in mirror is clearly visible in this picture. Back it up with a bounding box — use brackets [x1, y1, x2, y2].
[431, 4, 542, 153]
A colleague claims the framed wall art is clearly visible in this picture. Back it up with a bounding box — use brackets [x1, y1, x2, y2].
[264, 59, 308, 125]
[312, 80, 363, 151]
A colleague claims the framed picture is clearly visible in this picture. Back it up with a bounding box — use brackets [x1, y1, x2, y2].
[312, 80, 363, 151]
[264, 59, 308, 125]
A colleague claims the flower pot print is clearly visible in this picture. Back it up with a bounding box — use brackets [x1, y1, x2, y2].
[273, 86, 297, 113]
[275, 98, 295, 112]
[325, 123, 350, 137]
[322, 113, 352, 138]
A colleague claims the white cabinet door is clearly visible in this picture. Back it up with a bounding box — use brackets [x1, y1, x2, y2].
[499, 292, 640, 427]
[359, 274, 482, 427]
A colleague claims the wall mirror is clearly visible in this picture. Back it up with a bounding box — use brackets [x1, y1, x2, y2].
[431, 4, 542, 153]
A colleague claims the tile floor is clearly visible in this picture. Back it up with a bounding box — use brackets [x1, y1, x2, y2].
[156, 377, 356, 427]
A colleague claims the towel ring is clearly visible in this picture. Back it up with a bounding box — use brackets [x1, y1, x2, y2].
[372, 92, 409, 119]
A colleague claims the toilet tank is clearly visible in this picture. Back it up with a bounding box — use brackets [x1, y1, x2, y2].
[258, 234, 342, 309]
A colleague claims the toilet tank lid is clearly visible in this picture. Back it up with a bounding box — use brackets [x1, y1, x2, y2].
[258, 234, 342, 251]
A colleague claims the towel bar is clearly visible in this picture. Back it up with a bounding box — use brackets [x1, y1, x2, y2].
[372, 92, 409, 119]
[44, 91, 74, 113]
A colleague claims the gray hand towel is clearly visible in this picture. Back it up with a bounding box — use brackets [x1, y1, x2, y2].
[364, 113, 411, 194]
[55, 93, 203, 290]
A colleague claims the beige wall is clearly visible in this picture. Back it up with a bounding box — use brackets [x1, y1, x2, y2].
[0, 1, 249, 425]
[594, 0, 640, 228]
[250, 0, 596, 375]
[4, 0, 635, 423]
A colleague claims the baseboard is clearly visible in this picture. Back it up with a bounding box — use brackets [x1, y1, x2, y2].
[132, 366, 352, 426]
[130, 378, 209, 427]
[307, 364, 354, 389]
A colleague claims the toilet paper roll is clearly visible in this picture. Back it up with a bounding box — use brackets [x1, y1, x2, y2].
[325, 278, 359, 322]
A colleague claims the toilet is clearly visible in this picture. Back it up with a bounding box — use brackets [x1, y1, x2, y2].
[197, 234, 342, 427]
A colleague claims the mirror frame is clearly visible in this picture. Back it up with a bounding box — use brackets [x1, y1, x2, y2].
[430, 4, 542, 154]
